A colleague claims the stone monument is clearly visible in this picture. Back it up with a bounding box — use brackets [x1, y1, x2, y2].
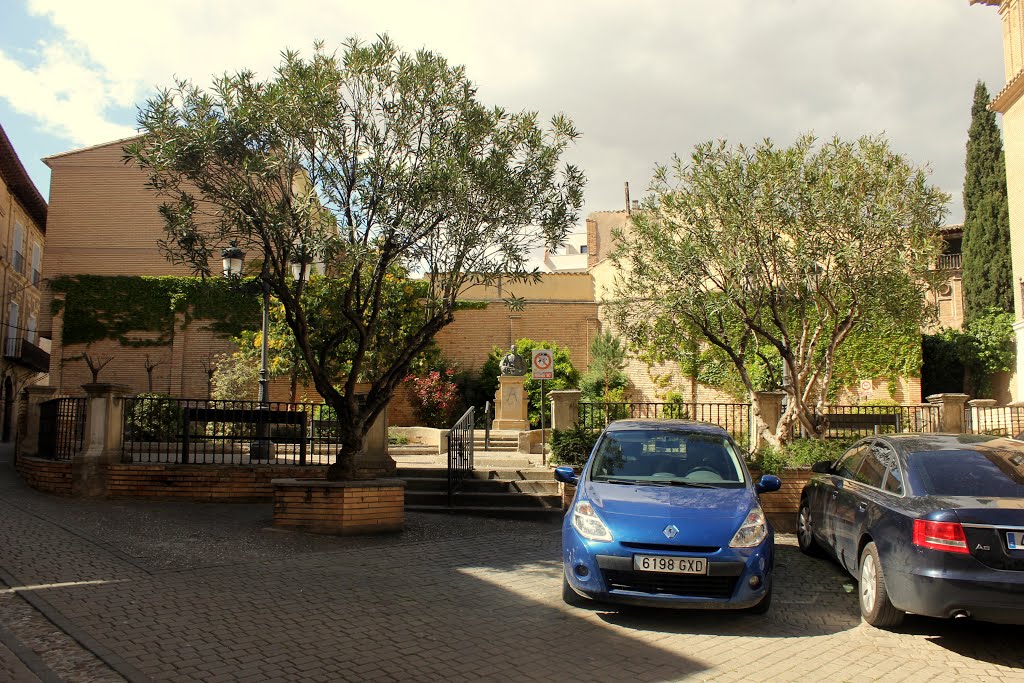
[493, 346, 530, 430]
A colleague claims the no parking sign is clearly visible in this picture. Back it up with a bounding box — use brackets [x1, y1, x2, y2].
[531, 349, 554, 380]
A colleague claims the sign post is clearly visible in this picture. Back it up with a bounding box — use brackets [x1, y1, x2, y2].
[532, 349, 554, 465]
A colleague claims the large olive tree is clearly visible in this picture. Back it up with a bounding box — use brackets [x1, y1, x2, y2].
[125, 37, 584, 478]
[606, 134, 947, 446]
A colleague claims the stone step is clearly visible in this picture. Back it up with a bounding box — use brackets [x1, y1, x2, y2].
[397, 467, 554, 481]
[406, 504, 564, 520]
[401, 477, 511, 493]
[404, 490, 562, 510]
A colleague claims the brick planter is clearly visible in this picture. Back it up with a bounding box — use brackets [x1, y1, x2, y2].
[15, 457, 73, 496]
[272, 478, 405, 536]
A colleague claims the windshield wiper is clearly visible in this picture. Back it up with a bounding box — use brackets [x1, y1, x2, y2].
[597, 478, 641, 485]
[642, 479, 717, 489]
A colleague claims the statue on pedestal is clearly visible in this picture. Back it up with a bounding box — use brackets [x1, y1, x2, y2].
[499, 346, 526, 376]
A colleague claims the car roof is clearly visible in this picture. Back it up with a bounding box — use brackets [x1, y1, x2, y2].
[878, 433, 1024, 454]
[603, 419, 731, 437]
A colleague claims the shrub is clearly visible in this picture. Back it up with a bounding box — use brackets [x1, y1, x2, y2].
[405, 369, 461, 428]
[388, 428, 409, 445]
[550, 425, 600, 467]
[754, 438, 853, 475]
[125, 393, 183, 441]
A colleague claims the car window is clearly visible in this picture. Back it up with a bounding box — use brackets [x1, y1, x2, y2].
[590, 429, 745, 486]
[835, 445, 868, 480]
[910, 448, 1024, 497]
[879, 444, 904, 495]
[854, 442, 891, 490]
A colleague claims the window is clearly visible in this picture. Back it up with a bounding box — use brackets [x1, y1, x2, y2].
[31, 242, 41, 285]
[854, 442, 891, 489]
[579, 245, 588, 254]
[835, 445, 868, 480]
[26, 315, 36, 344]
[6, 301, 18, 356]
[12, 222, 23, 274]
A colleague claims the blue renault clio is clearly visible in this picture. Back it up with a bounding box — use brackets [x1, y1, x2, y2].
[554, 420, 781, 612]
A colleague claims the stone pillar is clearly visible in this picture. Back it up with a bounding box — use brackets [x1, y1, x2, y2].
[926, 393, 970, 434]
[19, 385, 57, 458]
[548, 390, 581, 431]
[493, 375, 529, 430]
[73, 383, 133, 497]
[967, 398, 999, 435]
[752, 391, 786, 451]
[355, 405, 395, 475]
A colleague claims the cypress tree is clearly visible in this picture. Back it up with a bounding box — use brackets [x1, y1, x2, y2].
[962, 80, 1013, 319]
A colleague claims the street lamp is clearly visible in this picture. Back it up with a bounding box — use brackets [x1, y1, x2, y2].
[221, 242, 272, 459]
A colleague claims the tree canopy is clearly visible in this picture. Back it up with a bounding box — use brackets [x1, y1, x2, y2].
[606, 134, 947, 445]
[125, 36, 584, 478]
[962, 80, 1013, 318]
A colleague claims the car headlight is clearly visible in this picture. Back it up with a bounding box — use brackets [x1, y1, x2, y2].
[730, 506, 768, 548]
[571, 500, 613, 542]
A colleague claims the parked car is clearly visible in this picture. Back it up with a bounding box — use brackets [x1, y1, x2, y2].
[554, 420, 781, 612]
[797, 433, 1024, 628]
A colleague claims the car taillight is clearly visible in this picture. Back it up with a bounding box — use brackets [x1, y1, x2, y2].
[913, 519, 969, 554]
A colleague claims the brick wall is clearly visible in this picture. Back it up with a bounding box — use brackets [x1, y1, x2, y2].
[104, 464, 327, 502]
[272, 480, 404, 535]
[15, 457, 72, 495]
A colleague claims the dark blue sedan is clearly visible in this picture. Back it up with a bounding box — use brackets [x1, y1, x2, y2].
[798, 433, 1024, 628]
[554, 420, 781, 612]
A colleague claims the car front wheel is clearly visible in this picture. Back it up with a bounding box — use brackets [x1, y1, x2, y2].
[796, 500, 821, 556]
[858, 542, 904, 628]
[562, 574, 587, 607]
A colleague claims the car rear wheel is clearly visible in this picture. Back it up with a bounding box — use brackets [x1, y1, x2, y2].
[796, 500, 821, 556]
[858, 542, 904, 628]
[562, 574, 587, 607]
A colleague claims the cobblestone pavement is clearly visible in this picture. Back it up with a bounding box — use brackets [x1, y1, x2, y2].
[1, 450, 1023, 682]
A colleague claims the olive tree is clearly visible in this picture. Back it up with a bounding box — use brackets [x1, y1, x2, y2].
[606, 134, 946, 446]
[125, 37, 584, 478]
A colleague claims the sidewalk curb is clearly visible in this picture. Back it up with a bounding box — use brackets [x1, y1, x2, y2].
[0, 619, 62, 683]
[0, 566, 152, 683]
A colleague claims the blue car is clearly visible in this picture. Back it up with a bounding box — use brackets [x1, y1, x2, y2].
[554, 420, 781, 612]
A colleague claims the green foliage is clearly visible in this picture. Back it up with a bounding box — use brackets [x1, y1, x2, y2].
[754, 438, 853, 475]
[125, 393, 183, 441]
[583, 331, 629, 401]
[405, 369, 461, 428]
[923, 307, 1015, 397]
[50, 275, 260, 346]
[607, 133, 947, 441]
[211, 352, 259, 401]
[126, 35, 584, 476]
[479, 339, 579, 428]
[550, 425, 600, 467]
[963, 81, 1013, 318]
[387, 428, 409, 445]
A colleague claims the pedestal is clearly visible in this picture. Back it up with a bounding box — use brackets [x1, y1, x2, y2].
[493, 375, 529, 430]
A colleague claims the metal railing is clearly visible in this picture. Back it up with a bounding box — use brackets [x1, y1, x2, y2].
[38, 397, 86, 460]
[817, 404, 941, 439]
[579, 401, 751, 451]
[964, 404, 1024, 437]
[121, 397, 345, 465]
[937, 253, 962, 270]
[447, 406, 475, 507]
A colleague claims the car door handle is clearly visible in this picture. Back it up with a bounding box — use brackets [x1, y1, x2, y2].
[857, 502, 867, 512]
[831, 491, 838, 499]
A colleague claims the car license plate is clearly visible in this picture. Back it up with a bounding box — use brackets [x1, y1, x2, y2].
[633, 555, 707, 574]
[1009, 531, 1023, 550]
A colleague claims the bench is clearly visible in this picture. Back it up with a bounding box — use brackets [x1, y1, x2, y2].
[181, 407, 308, 464]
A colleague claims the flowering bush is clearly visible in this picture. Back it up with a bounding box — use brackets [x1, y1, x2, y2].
[405, 370, 461, 428]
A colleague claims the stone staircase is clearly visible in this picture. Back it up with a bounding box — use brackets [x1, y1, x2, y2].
[399, 466, 563, 518]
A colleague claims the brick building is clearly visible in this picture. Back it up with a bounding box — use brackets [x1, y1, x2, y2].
[0, 123, 49, 442]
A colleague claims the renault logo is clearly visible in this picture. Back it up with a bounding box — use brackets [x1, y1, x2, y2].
[663, 524, 679, 539]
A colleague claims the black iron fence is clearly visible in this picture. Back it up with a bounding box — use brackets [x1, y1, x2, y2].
[38, 397, 86, 460]
[121, 396, 346, 465]
[579, 402, 752, 451]
[964, 403, 1024, 437]
[819, 404, 942, 439]
[447, 406, 475, 506]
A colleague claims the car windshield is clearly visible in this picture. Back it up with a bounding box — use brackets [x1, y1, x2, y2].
[910, 448, 1024, 497]
[589, 429, 746, 487]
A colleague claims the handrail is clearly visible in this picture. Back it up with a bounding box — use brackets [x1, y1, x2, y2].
[447, 406, 475, 508]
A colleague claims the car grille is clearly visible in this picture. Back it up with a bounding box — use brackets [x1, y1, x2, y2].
[620, 542, 721, 553]
[602, 570, 739, 599]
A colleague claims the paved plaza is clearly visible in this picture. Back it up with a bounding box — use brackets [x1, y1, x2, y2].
[1, 449, 1023, 682]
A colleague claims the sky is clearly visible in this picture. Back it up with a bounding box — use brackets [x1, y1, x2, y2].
[0, 0, 1009, 227]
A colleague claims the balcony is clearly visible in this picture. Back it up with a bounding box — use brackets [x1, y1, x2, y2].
[937, 253, 962, 270]
[4, 337, 50, 373]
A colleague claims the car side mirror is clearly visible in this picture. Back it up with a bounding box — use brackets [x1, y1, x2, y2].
[811, 460, 833, 474]
[755, 474, 781, 494]
[553, 466, 579, 486]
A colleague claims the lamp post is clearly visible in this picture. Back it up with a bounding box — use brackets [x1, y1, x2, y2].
[222, 242, 272, 459]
